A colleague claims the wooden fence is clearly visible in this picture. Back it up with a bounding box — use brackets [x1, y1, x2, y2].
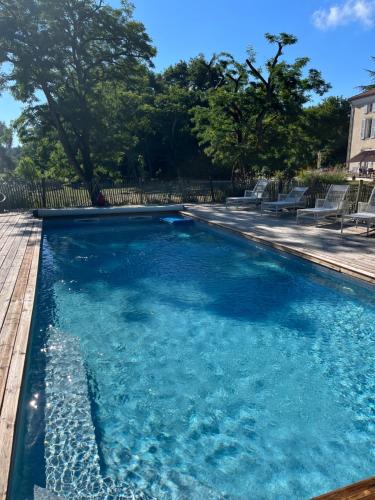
[0, 178, 373, 211]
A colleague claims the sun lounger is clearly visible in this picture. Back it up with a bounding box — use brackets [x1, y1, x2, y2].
[297, 184, 349, 225]
[226, 179, 269, 208]
[261, 186, 308, 215]
[341, 186, 375, 236]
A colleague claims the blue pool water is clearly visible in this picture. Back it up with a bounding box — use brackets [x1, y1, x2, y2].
[10, 216, 375, 499]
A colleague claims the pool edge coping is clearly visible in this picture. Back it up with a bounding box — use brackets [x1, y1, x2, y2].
[33, 204, 184, 218]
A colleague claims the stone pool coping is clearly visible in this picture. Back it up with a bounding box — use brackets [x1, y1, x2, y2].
[33, 204, 184, 218]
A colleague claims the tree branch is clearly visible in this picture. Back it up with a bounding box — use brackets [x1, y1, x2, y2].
[245, 59, 268, 86]
[269, 41, 283, 72]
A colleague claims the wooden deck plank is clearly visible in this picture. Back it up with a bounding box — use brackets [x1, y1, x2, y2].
[0, 224, 36, 412]
[0, 226, 30, 300]
[0, 220, 34, 336]
[313, 476, 375, 499]
[0, 216, 14, 243]
[0, 214, 41, 500]
[0, 216, 26, 279]
[0, 215, 23, 269]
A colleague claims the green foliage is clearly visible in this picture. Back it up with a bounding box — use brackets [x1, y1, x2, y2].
[296, 168, 347, 186]
[113, 55, 223, 179]
[302, 96, 350, 167]
[15, 156, 41, 180]
[14, 109, 72, 180]
[192, 33, 331, 180]
[0, 121, 16, 173]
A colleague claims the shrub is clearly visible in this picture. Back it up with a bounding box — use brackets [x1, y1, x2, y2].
[296, 168, 347, 186]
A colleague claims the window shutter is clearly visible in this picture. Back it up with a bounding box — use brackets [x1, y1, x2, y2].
[366, 104, 371, 114]
[361, 118, 366, 139]
[371, 119, 375, 139]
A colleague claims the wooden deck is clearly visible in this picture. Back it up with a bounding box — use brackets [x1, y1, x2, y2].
[0, 212, 42, 500]
[314, 476, 375, 499]
[183, 204, 375, 285]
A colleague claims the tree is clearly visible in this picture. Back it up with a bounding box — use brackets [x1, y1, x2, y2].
[303, 96, 350, 167]
[0, 0, 155, 203]
[193, 33, 330, 179]
[0, 121, 15, 173]
[116, 56, 223, 180]
[14, 110, 65, 180]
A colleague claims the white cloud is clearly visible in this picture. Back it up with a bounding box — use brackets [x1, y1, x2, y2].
[312, 0, 375, 29]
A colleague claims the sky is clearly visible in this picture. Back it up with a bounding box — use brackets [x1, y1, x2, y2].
[1, 0, 375, 126]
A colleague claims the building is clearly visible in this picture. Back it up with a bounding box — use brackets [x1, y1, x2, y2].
[347, 87, 375, 175]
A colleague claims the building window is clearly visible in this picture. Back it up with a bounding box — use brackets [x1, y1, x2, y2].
[361, 118, 375, 139]
[365, 103, 375, 113]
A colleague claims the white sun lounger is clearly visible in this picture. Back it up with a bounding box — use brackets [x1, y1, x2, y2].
[296, 184, 349, 225]
[261, 186, 308, 215]
[226, 179, 269, 208]
[341, 186, 375, 236]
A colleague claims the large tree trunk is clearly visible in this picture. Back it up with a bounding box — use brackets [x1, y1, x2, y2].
[42, 83, 100, 205]
[80, 134, 100, 205]
[83, 176, 101, 205]
[42, 85, 84, 175]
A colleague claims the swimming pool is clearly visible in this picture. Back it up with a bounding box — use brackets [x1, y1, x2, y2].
[10, 215, 375, 499]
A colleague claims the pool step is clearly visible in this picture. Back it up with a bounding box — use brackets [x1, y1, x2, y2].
[44, 327, 151, 499]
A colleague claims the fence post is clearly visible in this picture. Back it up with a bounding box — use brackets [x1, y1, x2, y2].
[355, 179, 363, 211]
[209, 177, 215, 203]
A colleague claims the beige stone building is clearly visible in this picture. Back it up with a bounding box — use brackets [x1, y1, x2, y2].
[347, 87, 375, 174]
